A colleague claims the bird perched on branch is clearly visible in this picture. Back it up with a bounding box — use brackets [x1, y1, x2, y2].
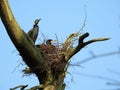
[27, 19, 41, 43]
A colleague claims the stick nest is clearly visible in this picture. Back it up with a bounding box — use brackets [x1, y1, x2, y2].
[36, 44, 66, 72]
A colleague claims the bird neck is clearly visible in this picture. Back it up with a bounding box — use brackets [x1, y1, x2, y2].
[33, 24, 38, 28]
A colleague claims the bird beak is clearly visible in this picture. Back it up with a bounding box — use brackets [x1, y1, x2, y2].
[34, 19, 41, 25]
[36, 19, 41, 24]
[51, 40, 56, 44]
[38, 19, 41, 22]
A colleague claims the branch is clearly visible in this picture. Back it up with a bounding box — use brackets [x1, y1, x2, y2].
[75, 50, 120, 64]
[27, 85, 44, 90]
[0, 0, 23, 43]
[61, 32, 79, 51]
[66, 32, 110, 60]
[0, 0, 47, 79]
[10, 85, 28, 90]
[84, 37, 110, 46]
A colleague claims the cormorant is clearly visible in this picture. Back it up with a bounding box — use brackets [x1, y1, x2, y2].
[46, 39, 55, 45]
[46, 39, 58, 54]
[27, 19, 41, 43]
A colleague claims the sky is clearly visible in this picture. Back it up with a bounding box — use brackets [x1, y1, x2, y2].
[0, 0, 120, 90]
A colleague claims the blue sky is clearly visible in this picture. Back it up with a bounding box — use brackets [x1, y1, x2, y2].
[0, 0, 120, 90]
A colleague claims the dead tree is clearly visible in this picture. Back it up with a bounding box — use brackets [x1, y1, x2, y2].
[0, 0, 109, 90]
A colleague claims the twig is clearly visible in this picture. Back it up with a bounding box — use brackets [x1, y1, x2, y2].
[27, 85, 44, 90]
[10, 85, 28, 90]
[55, 34, 59, 48]
[61, 32, 79, 52]
[75, 51, 120, 64]
[78, 0, 87, 33]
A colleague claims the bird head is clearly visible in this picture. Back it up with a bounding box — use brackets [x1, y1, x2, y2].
[46, 39, 55, 45]
[34, 19, 41, 26]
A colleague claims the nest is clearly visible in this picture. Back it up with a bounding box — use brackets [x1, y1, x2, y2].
[36, 44, 66, 72]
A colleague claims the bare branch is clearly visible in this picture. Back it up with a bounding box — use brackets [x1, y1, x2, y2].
[10, 85, 28, 90]
[61, 32, 80, 52]
[75, 51, 120, 64]
[84, 38, 110, 46]
[65, 32, 110, 60]
[27, 85, 44, 90]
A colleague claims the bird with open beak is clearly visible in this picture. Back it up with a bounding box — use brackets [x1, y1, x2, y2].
[27, 19, 41, 43]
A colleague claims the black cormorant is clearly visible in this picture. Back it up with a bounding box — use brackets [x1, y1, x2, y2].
[27, 19, 41, 43]
[46, 39, 55, 45]
[46, 39, 58, 53]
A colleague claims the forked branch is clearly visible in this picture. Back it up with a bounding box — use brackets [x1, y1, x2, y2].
[64, 32, 110, 60]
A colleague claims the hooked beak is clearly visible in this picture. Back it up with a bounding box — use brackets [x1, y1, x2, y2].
[34, 18, 41, 25]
